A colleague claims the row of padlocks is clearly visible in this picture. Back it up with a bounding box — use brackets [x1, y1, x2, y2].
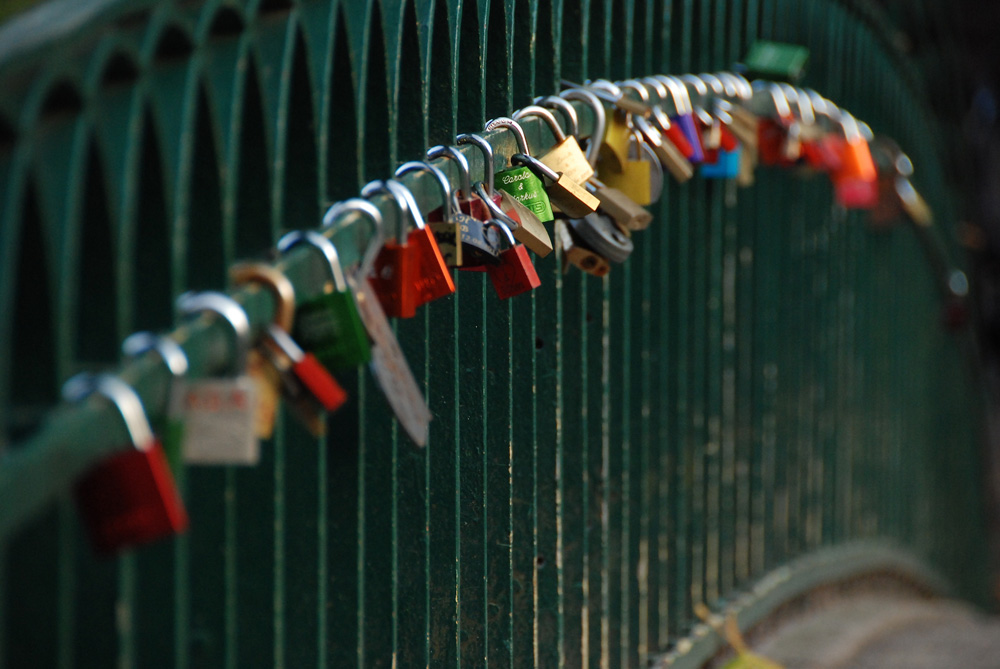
[61, 71, 930, 556]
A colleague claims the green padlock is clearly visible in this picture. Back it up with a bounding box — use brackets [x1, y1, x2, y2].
[277, 230, 371, 369]
[486, 116, 555, 223]
[122, 332, 189, 476]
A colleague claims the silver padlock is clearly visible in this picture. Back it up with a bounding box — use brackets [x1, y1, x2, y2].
[175, 292, 260, 465]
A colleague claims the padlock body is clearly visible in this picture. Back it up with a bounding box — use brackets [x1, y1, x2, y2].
[407, 227, 456, 305]
[498, 190, 554, 257]
[670, 113, 705, 163]
[757, 118, 798, 166]
[599, 110, 633, 171]
[598, 157, 652, 205]
[292, 354, 349, 412]
[74, 440, 188, 553]
[488, 245, 542, 299]
[701, 146, 742, 179]
[457, 192, 503, 222]
[495, 167, 554, 222]
[662, 121, 695, 159]
[456, 214, 502, 268]
[832, 137, 878, 209]
[540, 137, 595, 185]
[371, 242, 418, 318]
[182, 376, 260, 464]
[295, 292, 371, 369]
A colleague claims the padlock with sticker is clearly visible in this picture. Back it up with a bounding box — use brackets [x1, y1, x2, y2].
[176, 292, 261, 463]
[486, 117, 556, 223]
[323, 198, 433, 446]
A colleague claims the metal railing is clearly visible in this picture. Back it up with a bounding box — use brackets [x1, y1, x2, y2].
[0, 0, 987, 666]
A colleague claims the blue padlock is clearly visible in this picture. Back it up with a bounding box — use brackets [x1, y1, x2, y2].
[701, 145, 742, 179]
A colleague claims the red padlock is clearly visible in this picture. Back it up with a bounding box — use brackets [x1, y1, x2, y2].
[831, 113, 878, 209]
[389, 180, 455, 305]
[265, 324, 347, 412]
[68, 373, 189, 554]
[485, 218, 541, 299]
[364, 179, 443, 318]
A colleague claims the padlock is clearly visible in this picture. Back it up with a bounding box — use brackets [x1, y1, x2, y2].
[229, 262, 309, 436]
[559, 87, 607, 172]
[620, 78, 695, 183]
[588, 178, 652, 230]
[485, 117, 556, 223]
[751, 82, 800, 166]
[633, 113, 693, 182]
[390, 180, 455, 305]
[176, 292, 260, 464]
[830, 112, 878, 209]
[657, 74, 705, 163]
[555, 219, 611, 277]
[427, 141, 501, 266]
[482, 218, 542, 299]
[363, 178, 455, 315]
[263, 324, 348, 417]
[586, 78, 653, 116]
[277, 230, 371, 370]
[640, 76, 698, 159]
[425, 144, 472, 264]
[454, 134, 540, 264]
[598, 108, 633, 172]
[514, 105, 595, 185]
[122, 332, 189, 475]
[395, 158, 466, 269]
[511, 152, 600, 219]
[323, 199, 433, 446]
[472, 181, 552, 257]
[364, 180, 418, 318]
[597, 131, 653, 205]
[66, 373, 188, 554]
[569, 212, 634, 263]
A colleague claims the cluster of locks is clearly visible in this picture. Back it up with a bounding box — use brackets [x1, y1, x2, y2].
[62, 73, 929, 555]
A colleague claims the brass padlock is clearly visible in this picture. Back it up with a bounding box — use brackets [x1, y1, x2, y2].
[596, 130, 653, 206]
[588, 178, 652, 231]
[511, 153, 600, 219]
[514, 104, 594, 185]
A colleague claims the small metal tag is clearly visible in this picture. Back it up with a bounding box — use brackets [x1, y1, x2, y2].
[181, 376, 260, 464]
[350, 277, 432, 446]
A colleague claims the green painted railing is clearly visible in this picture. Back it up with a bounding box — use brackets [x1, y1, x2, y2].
[0, 0, 987, 667]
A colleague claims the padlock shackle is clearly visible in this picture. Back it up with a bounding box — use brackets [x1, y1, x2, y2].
[264, 323, 304, 365]
[62, 373, 156, 451]
[778, 83, 815, 125]
[722, 72, 754, 101]
[122, 332, 189, 407]
[513, 105, 567, 143]
[122, 332, 189, 378]
[472, 181, 519, 233]
[454, 135, 493, 196]
[485, 116, 531, 161]
[510, 152, 560, 183]
[321, 198, 386, 280]
[360, 178, 424, 246]
[176, 291, 252, 374]
[710, 72, 739, 99]
[427, 144, 474, 200]
[679, 74, 710, 109]
[484, 217, 517, 250]
[277, 230, 350, 294]
[559, 88, 606, 167]
[229, 263, 296, 334]
[750, 80, 793, 119]
[657, 75, 694, 115]
[638, 77, 679, 136]
[619, 79, 651, 104]
[697, 73, 725, 98]
[534, 95, 580, 138]
[395, 160, 457, 225]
